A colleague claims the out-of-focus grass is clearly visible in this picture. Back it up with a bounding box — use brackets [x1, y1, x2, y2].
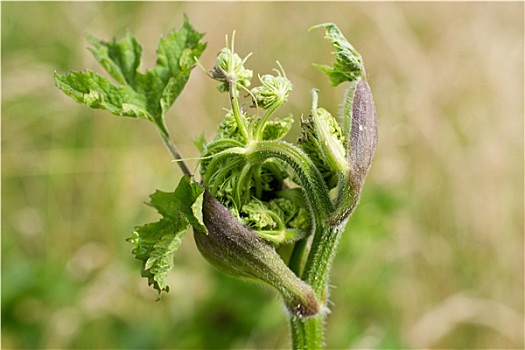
[2, 2, 523, 349]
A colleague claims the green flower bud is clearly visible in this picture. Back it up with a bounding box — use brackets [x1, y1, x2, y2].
[194, 190, 320, 317]
[251, 65, 292, 110]
[210, 47, 253, 93]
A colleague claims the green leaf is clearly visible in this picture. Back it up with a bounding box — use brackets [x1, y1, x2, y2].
[55, 16, 206, 133]
[87, 32, 143, 86]
[150, 176, 206, 233]
[54, 70, 154, 121]
[129, 217, 187, 293]
[128, 176, 205, 293]
[311, 23, 364, 85]
[151, 17, 207, 118]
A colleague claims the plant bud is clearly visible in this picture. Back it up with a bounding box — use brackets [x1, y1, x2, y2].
[210, 47, 253, 93]
[251, 65, 292, 110]
[348, 79, 378, 186]
[194, 190, 320, 317]
[329, 78, 378, 225]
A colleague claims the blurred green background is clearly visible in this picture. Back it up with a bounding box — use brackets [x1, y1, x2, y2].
[2, 2, 523, 349]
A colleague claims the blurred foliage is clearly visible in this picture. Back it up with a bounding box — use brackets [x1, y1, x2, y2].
[2, 2, 523, 349]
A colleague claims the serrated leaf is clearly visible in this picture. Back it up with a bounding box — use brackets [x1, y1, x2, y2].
[128, 176, 205, 293]
[87, 32, 142, 86]
[311, 23, 364, 85]
[130, 216, 187, 292]
[55, 16, 206, 133]
[54, 70, 154, 121]
[160, 77, 180, 116]
[149, 176, 206, 233]
[176, 176, 206, 233]
[151, 16, 207, 119]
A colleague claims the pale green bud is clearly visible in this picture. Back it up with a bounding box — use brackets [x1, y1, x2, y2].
[210, 48, 253, 93]
[251, 65, 292, 109]
[311, 105, 348, 174]
[298, 89, 347, 189]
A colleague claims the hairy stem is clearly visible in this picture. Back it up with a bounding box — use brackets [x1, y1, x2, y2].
[288, 239, 308, 276]
[254, 99, 281, 141]
[290, 224, 344, 349]
[230, 82, 250, 142]
[247, 140, 333, 225]
[302, 224, 344, 302]
[290, 314, 324, 350]
[158, 127, 192, 177]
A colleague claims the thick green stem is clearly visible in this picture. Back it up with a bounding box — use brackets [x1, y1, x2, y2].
[302, 225, 344, 301]
[290, 314, 324, 350]
[289, 224, 344, 349]
[245, 140, 344, 348]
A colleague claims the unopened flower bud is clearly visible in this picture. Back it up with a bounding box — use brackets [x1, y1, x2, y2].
[210, 47, 253, 93]
[347, 79, 377, 186]
[194, 190, 320, 317]
[251, 65, 292, 109]
[329, 78, 378, 225]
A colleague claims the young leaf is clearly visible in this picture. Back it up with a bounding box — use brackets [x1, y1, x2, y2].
[129, 218, 187, 293]
[54, 70, 154, 121]
[55, 16, 206, 134]
[311, 23, 364, 85]
[298, 104, 345, 190]
[153, 17, 207, 117]
[310, 24, 378, 226]
[128, 176, 205, 293]
[152, 176, 207, 233]
[87, 32, 143, 86]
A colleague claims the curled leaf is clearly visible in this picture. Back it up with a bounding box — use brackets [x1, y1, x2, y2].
[311, 22, 364, 85]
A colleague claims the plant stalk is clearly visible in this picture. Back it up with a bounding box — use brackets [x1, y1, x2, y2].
[290, 223, 345, 349]
[158, 127, 193, 177]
